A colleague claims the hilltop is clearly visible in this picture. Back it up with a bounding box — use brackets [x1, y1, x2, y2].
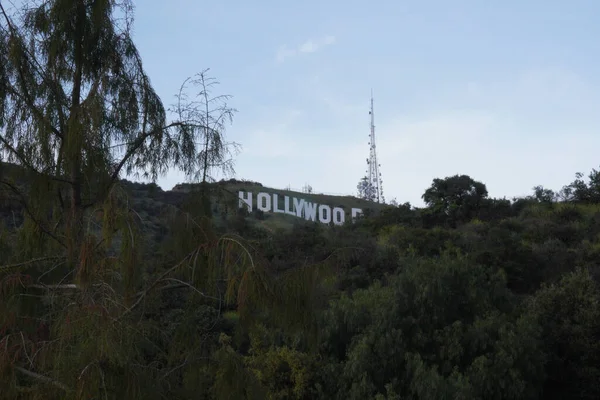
[171, 179, 391, 229]
[0, 162, 391, 235]
[3, 158, 600, 398]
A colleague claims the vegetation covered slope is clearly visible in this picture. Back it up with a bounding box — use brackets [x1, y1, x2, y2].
[3, 164, 600, 399]
[172, 178, 390, 231]
[2, 1, 600, 399]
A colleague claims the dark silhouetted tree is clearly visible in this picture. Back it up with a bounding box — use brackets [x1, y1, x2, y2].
[422, 174, 488, 226]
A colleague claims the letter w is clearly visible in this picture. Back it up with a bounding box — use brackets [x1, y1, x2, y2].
[303, 201, 318, 221]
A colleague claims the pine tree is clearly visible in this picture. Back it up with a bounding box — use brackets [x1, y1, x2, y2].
[0, 2, 341, 398]
[172, 69, 239, 217]
[0, 0, 222, 396]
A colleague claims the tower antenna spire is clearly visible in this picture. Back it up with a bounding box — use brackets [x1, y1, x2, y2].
[366, 90, 384, 203]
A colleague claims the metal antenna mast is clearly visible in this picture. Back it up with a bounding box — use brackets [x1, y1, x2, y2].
[367, 90, 384, 203]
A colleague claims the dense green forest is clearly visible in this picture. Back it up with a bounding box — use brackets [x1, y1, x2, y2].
[1, 1, 600, 399]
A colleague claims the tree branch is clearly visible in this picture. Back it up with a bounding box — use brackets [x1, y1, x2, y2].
[0, 136, 73, 184]
[28, 283, 78, 290]
[14, 366, 71, 392]
[3, 83, 63, 140]
[119, 247, 205, 320]
[0, 1, 69, 139]
[0, 256, 65, 273]
[159, 277, 220, 301]
[82, 121, 203, 209]
[0, 180, 67, 248]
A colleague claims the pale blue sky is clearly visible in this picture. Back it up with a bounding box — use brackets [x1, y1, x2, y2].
[134, 1, 598, 206]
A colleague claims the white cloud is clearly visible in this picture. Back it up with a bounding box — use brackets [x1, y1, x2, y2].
[276, 35, 336, 63]
[237, 109, 303, 159]
[242, 129, 299, 159]
[275, 47, 297, 64]
[298, 35, 336, 53]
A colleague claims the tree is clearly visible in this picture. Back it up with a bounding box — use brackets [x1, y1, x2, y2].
[173, 70, 240, 215]
[0, 0, 221, 394]
[357, 176, 375, 201]
[0, 0, 225, 266]
[317, 254, 544, 399]
[422, 174, 488, 226]
[525, 269, 600, 400]
[0, 2, 330, 397]
[558, 167, 600, 203]
[532, 185, 556, 203]
[177, 70, 239, 185]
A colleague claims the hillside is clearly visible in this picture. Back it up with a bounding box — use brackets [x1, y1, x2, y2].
[3, 160, 600, 399]
[2, 2, 600, 398]
[170, 179, 392, 231]
[0, 161, 391, 242]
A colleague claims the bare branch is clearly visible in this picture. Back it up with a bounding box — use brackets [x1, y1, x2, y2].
[28, 284, 79, 290]
[0, 256, 65, 273]
[14, 366, 71, 392]
[159, 277, 220, 301]
[119, 247, 205, 320]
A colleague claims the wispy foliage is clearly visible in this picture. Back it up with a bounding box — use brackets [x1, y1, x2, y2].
[172, 69, 240, 185]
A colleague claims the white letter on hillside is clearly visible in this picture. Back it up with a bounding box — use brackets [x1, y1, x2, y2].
[318, 205, 332, 224]
[257, 192, 271, 212]
[238, 191, 252, 212]
[284, 196, 295, 215]
[272, 194, 284, 213]
[351, 208, 363, 221]
[294, 198, 306, 218]
[332, 207, 345, 225]
[303, 201, 318, 221]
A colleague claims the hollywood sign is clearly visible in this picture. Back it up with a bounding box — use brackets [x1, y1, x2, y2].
[238, 191, 363, 225]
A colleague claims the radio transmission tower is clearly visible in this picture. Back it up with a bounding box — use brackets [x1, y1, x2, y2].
[366, 91, 385, 203]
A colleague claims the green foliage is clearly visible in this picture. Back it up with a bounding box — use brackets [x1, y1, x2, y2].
[2, 1, 600, 399]
[246, 336, 318, 399]
[525, 269, 600, 399]
[422, 174, 489, 227]
[316, 255, 546, 400]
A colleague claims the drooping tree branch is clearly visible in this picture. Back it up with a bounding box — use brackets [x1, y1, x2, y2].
[0, 256, 65, 273]
[0, 180, 67, 247]
[14, 366, 71, 392]
[171, 69, 240, 184]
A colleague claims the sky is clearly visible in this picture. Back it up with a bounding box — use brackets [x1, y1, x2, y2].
[34, 1, 600, 206]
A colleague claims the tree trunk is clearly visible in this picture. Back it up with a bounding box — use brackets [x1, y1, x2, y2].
[66, 0, 85, 272]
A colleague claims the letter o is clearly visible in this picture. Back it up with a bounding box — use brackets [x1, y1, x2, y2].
[332, 207, 345, 225]
[318, 205, 331, 224]
[257, 192, 271, 212]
